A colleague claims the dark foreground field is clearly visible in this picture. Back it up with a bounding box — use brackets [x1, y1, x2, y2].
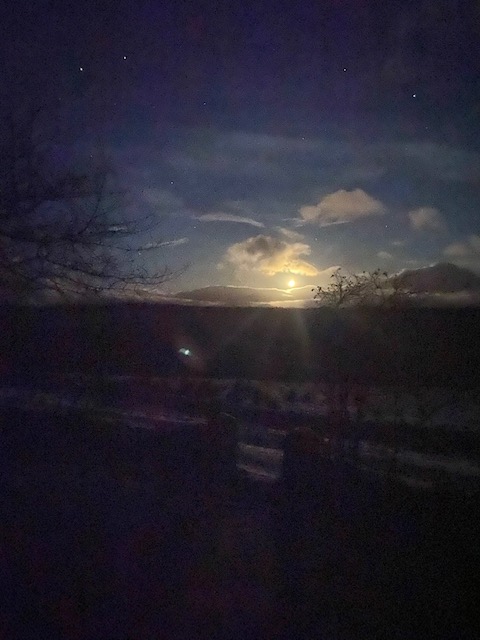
[1, 407, 479, 639]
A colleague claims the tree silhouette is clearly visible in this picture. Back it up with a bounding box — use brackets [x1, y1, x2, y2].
[0, 103, 177, 301]
[313, 267, 411, 308]
[313, 268, 413, 461]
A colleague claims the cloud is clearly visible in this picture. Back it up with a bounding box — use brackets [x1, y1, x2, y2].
[471, 235, 480, 252]
[167, 129, 480, 183]
[140, 188, 184, 209]
[196, 212, 265, 228]
[139, 237, 189, 250]
[108, 225, 129, 233]
[400, 142, 480, 182]
[223, 234, 319, 276]
[377, 251, 393, 260]
[277, 227, 305, 240]
[299, 189, 385, 225]
[444, 243, 471, 258]
[444, 234, 480, 259]
[409, 206, 446, 232]
[129, 129, 480, 237]
[163, 130, 480, 187]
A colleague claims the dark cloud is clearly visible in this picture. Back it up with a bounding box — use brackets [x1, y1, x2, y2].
[140, 188, 184, 209]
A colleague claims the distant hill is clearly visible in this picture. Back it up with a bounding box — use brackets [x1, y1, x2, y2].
[173, 264, 480, 307]
[393, 262, 480, 293]
[174, 285, 314, 306]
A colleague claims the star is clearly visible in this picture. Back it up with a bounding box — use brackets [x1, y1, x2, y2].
[79, 67, 84, 72]
[412, 93, 417, 98]
[123, 55, 127, 60]
[343, 68, 347, 72]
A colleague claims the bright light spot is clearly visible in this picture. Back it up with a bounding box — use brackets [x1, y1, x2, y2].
[123, 55, 127, 60]
[179, 347, 191, 357]
[343, 67, 347, 72]
[287, 279, 295, 288]
[79, 67, 84, 72]
[412, 93, 416, 98]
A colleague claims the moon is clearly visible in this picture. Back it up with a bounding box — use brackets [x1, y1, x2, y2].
[287, 279, 295, 288]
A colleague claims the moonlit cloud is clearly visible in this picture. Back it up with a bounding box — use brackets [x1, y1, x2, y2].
[277, 227, 305, 240]
[471, 236, 480, 252]
[409, 207, 446, 232]
[223, 234, 319, 276]
[139, 237, 189, 250]
[377, 250, 394, 260]
[444, 235, 480, 259]
[444, 243, 471, 258]
[196, 212, 265, 227]
[299, 189, 385, 225]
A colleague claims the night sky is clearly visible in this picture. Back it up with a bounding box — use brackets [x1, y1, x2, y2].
[2, 0, 480, 300]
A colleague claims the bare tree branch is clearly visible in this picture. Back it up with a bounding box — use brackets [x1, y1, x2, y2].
[313, 267, 412, 308]
[0, 103, 181, 301]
